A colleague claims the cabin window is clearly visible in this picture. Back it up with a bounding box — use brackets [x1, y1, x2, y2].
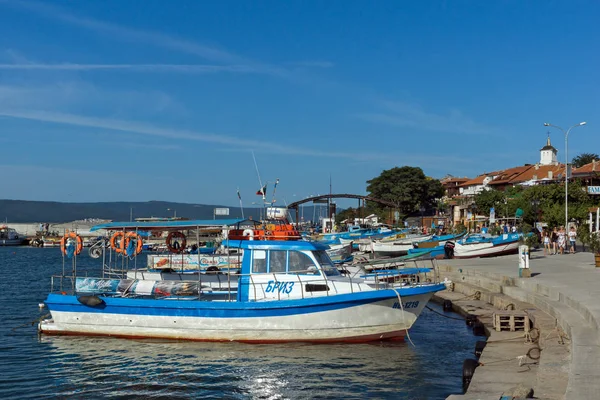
[252, 250, 267, 273]
[313, 250, 340, 276]
[268, 250, 287, 273]
[288, 251, 317, 274]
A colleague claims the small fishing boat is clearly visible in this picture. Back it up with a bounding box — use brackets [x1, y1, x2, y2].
[39, 236, 445, 343]
[0, 226, 26, 246]
[370, 234, 433, 257]
[325, 241, 353, 264]
[447, 233, 522, 259]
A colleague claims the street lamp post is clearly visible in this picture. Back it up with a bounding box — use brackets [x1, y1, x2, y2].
[419, 205, 425, 231]
[531, 199, 539, 229]
[543, 121, 586, 229]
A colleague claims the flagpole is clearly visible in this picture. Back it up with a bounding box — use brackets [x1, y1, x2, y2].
[271, 178, 279, 205]
[237, 188, 244, 218]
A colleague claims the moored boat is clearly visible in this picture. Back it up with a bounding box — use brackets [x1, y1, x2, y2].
[447, 233, 522, 259]
[38, 231, 445, 343]
[0, 225, 27, 246]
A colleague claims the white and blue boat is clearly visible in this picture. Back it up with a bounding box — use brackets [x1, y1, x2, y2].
[39, 237, 445, 343]
[450, 232, 523, 259]
[407, 232, 522, 259]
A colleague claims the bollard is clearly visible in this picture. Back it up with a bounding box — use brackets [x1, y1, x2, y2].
[518, 245, 531, 278]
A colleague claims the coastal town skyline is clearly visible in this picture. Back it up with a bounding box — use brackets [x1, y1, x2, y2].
[1, 1, 598, 206]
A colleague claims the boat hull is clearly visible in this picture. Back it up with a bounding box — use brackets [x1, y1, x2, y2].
[452, 241, 520, 259]
[39, 290, 436, 343]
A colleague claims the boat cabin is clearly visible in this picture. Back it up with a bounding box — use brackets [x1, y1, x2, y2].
[232, 240, 368, 302]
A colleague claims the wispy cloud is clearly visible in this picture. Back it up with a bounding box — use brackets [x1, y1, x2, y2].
[0, 63, 281, 74]
[4, 1, 242, 64]
[286, 61, 335, 68]
[0, 108, 376, 159]
[0, 82, 183, 115]
[2, 1, 301, 77]
[358, 100, 498, 135]
[0, 107, 465, 165]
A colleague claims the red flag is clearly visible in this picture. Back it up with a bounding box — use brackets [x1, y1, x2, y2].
[256, 184, 267, 196]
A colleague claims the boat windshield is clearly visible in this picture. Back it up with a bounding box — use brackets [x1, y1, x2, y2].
[313, 250, 340, 277]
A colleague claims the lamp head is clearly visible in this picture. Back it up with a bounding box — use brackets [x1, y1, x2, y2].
[543, 122, 550, 126]
[579, 122, 587, 126]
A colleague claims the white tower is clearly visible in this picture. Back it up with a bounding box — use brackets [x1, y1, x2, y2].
[540, 133, 558, 166]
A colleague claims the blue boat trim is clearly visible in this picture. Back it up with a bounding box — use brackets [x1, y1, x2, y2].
[45, 283, 446, 318]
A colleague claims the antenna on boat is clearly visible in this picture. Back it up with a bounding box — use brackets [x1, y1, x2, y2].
[251, 151, 266, 202]
[237, 188, 244, 218]
[271, 178, 279, 205]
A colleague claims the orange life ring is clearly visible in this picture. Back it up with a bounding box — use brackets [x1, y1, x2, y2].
[123, 232, 143, 256]
[110, 232, 126, 253]
[166, 231, 186, 254]
[60, 231, 83, 256]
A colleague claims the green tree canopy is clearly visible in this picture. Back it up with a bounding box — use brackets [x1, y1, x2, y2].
[473, 189, 505, 216]
[365, 166, 444, 220]
[572, 153, 599, 168]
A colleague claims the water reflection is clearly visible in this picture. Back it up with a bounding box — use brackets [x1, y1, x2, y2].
[41, 336, 425, 399]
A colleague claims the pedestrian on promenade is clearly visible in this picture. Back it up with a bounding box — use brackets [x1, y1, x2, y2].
[551, 227, 559, 255]
[557, 226, 566, 255]
[542, 230, 551, 256]
[568, 226, 577, 253]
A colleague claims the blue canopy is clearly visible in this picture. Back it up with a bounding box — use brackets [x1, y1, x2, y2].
[90, 218, 248, 232]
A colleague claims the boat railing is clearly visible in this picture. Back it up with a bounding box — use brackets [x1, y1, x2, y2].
[48, 266, 380, 301]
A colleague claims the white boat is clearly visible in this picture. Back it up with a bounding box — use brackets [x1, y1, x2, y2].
[0, 226, 26, 246]
[450, 233, 522, 259]
[39, 229, 445, 343]
[370, 234, 433, 257]
[326, 242, 353, 264]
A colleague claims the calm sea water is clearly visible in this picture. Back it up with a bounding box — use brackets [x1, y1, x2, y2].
[0, 247, 479, 399]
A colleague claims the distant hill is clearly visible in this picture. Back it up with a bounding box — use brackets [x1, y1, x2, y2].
[0, 200, 322, 223]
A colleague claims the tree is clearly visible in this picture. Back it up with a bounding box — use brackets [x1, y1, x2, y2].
[572, 153, 599, 168]
[365, 166, 444, 220]
[473, 189, 505, 216]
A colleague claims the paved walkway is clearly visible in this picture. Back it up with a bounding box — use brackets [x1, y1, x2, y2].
[437, 250, 600, 400]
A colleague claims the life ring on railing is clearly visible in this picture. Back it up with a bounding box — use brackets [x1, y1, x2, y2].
[60, 231, 83, 256]
[110, 232, 126, 253]
[166, 231, 186, 254]
[242, 228, 255, 241]
[123, 232, 143, 256]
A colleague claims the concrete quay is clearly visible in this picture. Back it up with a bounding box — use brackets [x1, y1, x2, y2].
[438, 251, 600, 400]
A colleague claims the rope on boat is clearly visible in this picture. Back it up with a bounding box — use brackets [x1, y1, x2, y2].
[393, 289, 415, 347]
[11, 313, 50, 331]
[424, 305, 465, 321]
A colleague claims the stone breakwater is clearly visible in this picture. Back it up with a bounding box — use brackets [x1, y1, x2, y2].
[436, 252, 600, 400]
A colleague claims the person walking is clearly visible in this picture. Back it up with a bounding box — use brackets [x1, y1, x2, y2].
[568, 226, 577, 254]
[557, 226, 566, 255]
[542, 230, 551, 256]
[551, 227, 559, 255]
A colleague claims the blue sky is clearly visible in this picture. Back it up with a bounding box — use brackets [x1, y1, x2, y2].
[1, 0, 598, 209]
